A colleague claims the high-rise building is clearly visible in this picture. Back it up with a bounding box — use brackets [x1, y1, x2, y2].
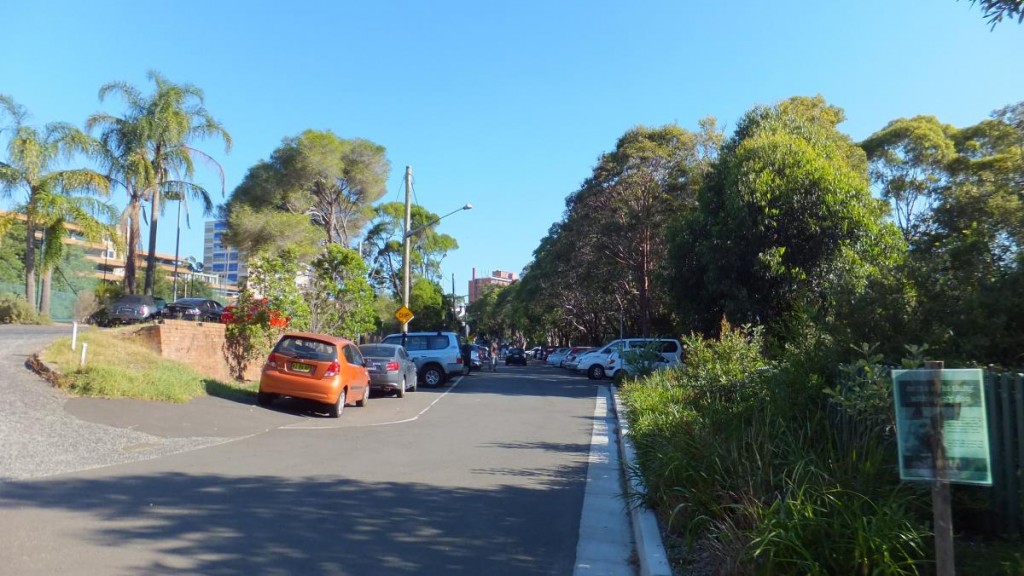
[203, 220, 247, 285]
[468, 268, 518, 303]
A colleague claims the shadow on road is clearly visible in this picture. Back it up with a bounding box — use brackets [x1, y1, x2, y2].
[0, 468, 586, 575]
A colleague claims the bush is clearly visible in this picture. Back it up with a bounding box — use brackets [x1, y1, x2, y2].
[0, 293, 44, 324]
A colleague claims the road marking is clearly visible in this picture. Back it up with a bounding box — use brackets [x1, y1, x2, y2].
[280, 374, 464, 430]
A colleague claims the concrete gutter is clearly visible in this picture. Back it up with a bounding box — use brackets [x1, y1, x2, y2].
[611, 387, 673, 576]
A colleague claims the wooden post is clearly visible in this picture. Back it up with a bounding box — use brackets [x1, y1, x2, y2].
[927, 360, 955, 576]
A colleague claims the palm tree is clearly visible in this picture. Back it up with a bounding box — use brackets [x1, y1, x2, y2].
[87, 71, 231, 295]
[0, 95, 116, 314]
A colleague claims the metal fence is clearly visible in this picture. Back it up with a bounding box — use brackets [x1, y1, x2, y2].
[0, 282, 78, 323]
[985, 370, 1024, 537]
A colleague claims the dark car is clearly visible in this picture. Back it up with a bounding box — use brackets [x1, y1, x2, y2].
[105, 295, 160, 326]
[505, 347, 528, 366]
[161, 298, 224, 322]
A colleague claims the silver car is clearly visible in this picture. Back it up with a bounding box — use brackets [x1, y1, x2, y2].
[359, 343, 418, 398]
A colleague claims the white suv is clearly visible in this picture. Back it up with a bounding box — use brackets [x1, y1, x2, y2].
[605, 339, 683, 380]
[381, 331, 465, 387]
[577, 338, 683, 380]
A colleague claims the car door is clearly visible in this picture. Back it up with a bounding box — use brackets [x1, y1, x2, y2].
[342, 344, 370, 401]
[399, 347, 417, 386]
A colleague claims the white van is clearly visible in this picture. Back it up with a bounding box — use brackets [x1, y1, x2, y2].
[577, 338, 683, 380]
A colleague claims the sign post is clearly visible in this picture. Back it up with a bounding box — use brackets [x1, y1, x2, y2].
[892, 366, 991, 576]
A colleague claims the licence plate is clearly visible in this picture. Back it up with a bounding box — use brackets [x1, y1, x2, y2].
[290, 362, 312, 373]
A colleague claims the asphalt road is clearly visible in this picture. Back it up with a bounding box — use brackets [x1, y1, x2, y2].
[0, 332, 608, 575]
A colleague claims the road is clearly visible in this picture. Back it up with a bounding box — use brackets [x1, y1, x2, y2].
[0, 331, 623, 575]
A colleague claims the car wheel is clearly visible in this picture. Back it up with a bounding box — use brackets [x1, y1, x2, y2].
[587, 364, 606, 380]
[421, 365, 445, 387]
[356, 385, 369, 407]
[328, 388, 346, 418]
[256, 392, 275, 407]
[397, 377, 406, 398]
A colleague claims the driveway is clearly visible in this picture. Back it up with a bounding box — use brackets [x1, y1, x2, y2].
[0, 324, 285, 482]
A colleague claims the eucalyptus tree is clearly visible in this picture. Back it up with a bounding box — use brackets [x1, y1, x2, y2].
[561, 122, 720, 337]
[0, 95, 116, 314]
[861, 116, 958, 244]
[88, 71, 231, 295]
[905, 103, 1024, 362]
[226, 130, 388, 250]
[361, 201, 460, 297]
[668, 96, 903, 337]
[966, 0, 1024, 27]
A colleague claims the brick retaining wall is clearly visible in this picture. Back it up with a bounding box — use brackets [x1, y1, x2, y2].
[135, 321, 262, 382]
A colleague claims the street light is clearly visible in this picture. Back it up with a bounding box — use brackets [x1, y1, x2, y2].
[403, 204, 474, 239]
[401, 165, 472, 337]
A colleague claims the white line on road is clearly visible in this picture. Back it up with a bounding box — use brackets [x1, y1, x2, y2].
[280, 375, 464, 430]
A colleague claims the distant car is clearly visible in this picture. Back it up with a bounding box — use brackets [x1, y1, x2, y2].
[257, 332, 371, 417]
[161, 298, 224, 322]
[360, 343, 418, 398]
[106, 295, 160, 326]
[546, 347, 571, 366]
[466, 344, 485, 371]
[562, 346, 594, 370]
[505, 347, 527, 366]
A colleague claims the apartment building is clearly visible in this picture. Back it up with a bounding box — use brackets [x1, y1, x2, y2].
[468, 268, 518, 304]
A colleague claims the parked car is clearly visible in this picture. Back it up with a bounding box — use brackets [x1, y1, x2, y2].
[505, 347, 528, 366]
[161, 298, 225, 322]
[468, 344, 486, 371]
[359, 343, 418, 398]
[106, 295, 161, 326]
[529, 346, 542, 359]
[380, 331, 465, 387]
[562, 346, 594, 370]
[579, 338, 685, 380]
[546, 347, 571, 366]
[257, 332, 370, 417]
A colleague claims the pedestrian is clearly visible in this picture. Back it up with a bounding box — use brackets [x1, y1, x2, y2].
[490, 341, 498, 372]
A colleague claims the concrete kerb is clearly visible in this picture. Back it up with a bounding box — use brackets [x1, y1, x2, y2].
[610, 386, 673, 576]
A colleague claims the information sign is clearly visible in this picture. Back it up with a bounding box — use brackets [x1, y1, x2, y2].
[892, 368, 991, 485]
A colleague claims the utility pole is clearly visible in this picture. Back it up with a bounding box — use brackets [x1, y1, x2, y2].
[402, 166, 413, 336]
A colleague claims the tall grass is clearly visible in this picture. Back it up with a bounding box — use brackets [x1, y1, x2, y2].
[621, 321, 932, 574]
[39, 329, 255, 403]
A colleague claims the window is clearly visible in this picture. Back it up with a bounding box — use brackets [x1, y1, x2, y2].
[211, 263, 225, 272]
[214, 221, 227, 231]
[229, 252, 238, 261]
[228, 263, 238, 271]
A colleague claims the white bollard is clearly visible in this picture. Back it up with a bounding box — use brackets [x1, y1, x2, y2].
[80, 342, 88, 369]
[71, 321, 78, 351]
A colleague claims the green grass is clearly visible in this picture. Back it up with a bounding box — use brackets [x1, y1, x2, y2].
[39, 328, 257, 403]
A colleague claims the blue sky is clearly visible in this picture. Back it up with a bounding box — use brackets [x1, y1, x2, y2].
[3, 1, 1023, 297]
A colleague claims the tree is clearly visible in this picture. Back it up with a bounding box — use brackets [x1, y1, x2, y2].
[861, 116, 958, 244]
[362, 201, 460, 297]
[408, 277, 446, 331]
[305, 244, 376, 339]
[226, 130, 388, 248]
[0, 95, 116, 314]
[668, 96, 903, 337]
[87, 71, 231, 296]
[965, 0, 1024, 27]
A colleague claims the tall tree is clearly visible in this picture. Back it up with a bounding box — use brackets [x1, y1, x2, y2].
[362, 202, 460, 297]
[0, 95, 115, 314]
[861, 116, 958, 244]
[227, 130, 388, 248]
[668, 96, 903, 336]
[563, 122, 720, 336]
[88, 71, 231, 295]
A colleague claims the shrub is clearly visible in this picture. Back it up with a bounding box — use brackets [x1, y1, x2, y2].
[0, 293, 43, 324]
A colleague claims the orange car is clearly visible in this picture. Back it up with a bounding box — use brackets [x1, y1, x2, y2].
[257, 332, 370, 417]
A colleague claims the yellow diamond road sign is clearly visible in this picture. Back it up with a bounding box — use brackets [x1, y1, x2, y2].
[395, 306, 414, 324]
